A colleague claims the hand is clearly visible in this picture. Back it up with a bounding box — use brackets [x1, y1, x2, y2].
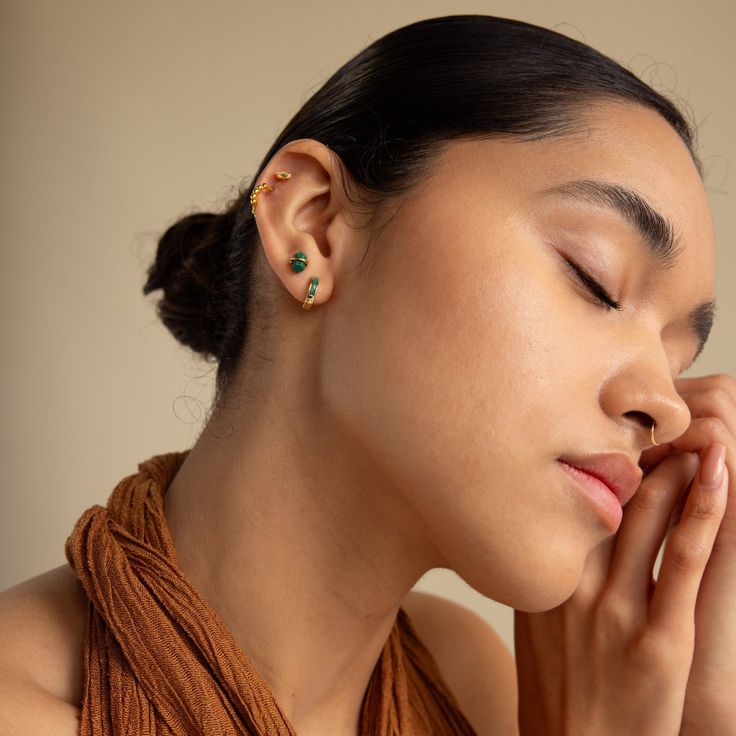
[642, 373, 736, 731]
[514, 375, 731, 735]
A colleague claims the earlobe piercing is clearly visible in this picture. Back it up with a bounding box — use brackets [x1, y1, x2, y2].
[650, 421, 660, 446]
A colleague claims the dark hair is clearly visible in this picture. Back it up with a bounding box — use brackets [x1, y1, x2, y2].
[142, 14, 701, 408]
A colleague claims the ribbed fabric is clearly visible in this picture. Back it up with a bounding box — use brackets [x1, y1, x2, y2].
[64, 450, 478, 735]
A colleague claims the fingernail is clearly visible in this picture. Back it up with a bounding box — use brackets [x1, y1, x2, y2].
[700, 443, 726, 487]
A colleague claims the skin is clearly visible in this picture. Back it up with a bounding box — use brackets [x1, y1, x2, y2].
[163, 98, 719, 734]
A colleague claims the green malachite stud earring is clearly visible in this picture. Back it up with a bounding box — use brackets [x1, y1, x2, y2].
[288, 251, 308, 272]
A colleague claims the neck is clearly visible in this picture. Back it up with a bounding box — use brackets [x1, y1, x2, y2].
[163, 388, 443, 732]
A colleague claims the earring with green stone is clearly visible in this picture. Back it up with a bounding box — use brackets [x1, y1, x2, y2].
[288, 251, 308, 273]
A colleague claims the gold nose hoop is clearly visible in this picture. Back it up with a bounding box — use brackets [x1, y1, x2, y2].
[650, 421, 660, 446]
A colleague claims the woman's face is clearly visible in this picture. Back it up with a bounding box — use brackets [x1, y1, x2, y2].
[320, 99, 716, 611]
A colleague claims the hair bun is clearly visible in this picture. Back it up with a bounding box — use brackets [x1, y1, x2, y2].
[143, 209, 237, 361]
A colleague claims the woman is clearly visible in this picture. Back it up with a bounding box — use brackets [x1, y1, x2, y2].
[0, 13, 733, 735]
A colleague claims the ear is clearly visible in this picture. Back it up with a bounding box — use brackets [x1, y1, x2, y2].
[250, 138, 358, 311]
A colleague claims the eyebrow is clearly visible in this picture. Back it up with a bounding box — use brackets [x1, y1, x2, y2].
[538, 178, 717, 368]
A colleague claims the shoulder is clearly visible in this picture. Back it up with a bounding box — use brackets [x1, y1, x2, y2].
[0, 674, 81, 735]
[400, 590, 519, 736]
[0, 564, 86, 734]
[0, 573, 519, 735]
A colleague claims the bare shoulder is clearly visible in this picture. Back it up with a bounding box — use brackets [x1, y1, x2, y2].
[0, 674, 81, 735]
[0, 564, 86, 733]
[401, 590, 519, 736]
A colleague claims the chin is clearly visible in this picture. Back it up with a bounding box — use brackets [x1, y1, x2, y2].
[455, 541, 588, 613]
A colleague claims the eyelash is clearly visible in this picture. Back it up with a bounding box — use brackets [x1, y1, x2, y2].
[563, 258, 623, 311]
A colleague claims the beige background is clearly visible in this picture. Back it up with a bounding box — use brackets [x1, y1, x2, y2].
[2, 0, 734, 654]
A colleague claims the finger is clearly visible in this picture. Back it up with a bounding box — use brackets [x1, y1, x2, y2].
[641, 377, 735, 470]
[674, 373, 736, 397]
[649, 443, 728, 637]
[662, 416, 733, 477]
[670, 385, 736, 437]
[665, 483, 689, 532]
[607, 452, 699, 604]
[638, 443, 678, 473]
[664, 415, 736, 522]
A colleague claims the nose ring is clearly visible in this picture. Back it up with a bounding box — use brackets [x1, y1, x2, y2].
[651, 422, 659, 447]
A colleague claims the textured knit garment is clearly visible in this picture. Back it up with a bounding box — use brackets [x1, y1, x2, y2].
[64, 451, 479, 735]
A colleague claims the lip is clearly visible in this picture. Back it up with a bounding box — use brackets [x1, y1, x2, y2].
[557, 452, 643, 506]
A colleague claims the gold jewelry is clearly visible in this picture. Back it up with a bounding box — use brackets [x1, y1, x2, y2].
[249, 183, 273, 214]
[249, 170, 293, 214]
[651, 421, 660, 446]
[302, 276, 318, 310]
[249, 172, 318, 310]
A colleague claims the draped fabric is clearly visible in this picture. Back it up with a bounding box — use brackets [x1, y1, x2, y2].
[64, 451, 478, 735]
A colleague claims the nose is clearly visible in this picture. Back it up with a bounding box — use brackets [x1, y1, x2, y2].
[602, 356, 693, 453]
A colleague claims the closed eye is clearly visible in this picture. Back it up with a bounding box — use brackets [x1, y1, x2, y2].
[563, 257, 623, 311]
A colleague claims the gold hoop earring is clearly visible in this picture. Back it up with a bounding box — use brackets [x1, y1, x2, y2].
[302, 276, 318, 310]
[651, 421, 660, 446]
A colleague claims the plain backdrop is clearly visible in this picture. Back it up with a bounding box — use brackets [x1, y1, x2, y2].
[2, 0, 734, 654]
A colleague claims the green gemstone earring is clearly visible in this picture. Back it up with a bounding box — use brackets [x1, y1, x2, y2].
[302, 276, 319, 310]
[287, 251, 318, 311]
[288, 251, 308, 272]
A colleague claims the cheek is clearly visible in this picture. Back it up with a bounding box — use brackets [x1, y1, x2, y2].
[332, 177, 584, 431]
[321, 217, 559, 467]
[321, 211, 600, 610]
